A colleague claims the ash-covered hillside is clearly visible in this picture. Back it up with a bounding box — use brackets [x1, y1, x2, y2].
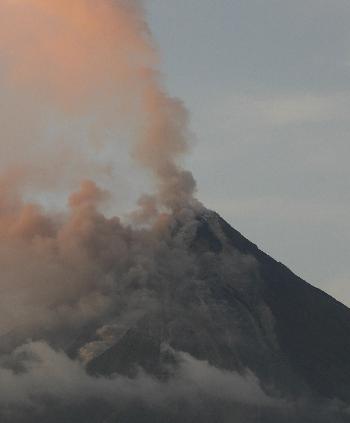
[1, 208, 349, 423]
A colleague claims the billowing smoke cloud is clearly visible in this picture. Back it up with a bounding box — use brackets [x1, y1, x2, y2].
[0, 0, 201, 335]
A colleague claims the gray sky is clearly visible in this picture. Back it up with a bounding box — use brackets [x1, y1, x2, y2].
[146, 0, 350, 306]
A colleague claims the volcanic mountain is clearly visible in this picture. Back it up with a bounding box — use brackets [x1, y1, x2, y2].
[1, 209, 350, 422]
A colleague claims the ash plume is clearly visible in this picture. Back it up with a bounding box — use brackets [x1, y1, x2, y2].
[0, 0, 201, 340]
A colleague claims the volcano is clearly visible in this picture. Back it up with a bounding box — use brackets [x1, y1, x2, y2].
[2, 209, 349, 422]
[0, 2, 347, 422]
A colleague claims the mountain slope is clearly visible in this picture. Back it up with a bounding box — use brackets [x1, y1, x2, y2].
[211, 212, 350, 402]
[88, 210, 350, 404]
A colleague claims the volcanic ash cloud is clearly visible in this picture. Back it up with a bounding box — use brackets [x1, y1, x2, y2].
[0, 0, 198, 211]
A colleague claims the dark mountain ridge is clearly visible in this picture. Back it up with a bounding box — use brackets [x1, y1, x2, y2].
[205, 212, 350, 402]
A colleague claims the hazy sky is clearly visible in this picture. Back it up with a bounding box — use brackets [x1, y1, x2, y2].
[146, 0, 350, 306]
